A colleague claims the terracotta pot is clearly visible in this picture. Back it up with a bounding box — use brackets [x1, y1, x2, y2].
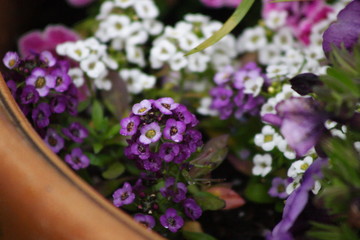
[0, 73, 163, 240]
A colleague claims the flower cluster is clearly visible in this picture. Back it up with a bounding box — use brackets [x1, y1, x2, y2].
[150, 13, 237, 72]
[2, 51, 90, 170]
[207, 62, 265, 120]
[112, 98, 204, 233]
[56, 37, 117, 90]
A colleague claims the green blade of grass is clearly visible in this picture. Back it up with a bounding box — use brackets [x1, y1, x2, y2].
[184, 0, 255, 56]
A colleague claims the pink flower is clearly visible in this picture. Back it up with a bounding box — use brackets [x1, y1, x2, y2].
[262, 0, 333, 45]
[200, 0, 241, 8]
[18, 25, 80, 57]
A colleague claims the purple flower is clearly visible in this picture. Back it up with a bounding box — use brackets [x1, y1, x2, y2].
[32, 102, 51, 128]
[65, 147, 90, 170]
[62, 122, 89, 143]
[160, 208, 184, 232]
[174, 105, 195, 125]
[2, 51, 19, 69]
[132, 99, 152, 116]
[26, 68, 55, 97]
[113, 182, 136, 207]
[183, 129, 203, 153]
[18, 25, 80, 57]
[323, 0, 360, 54]
[262, 97, 327, 157]
[210, 86, 233, 108]
[214, 66, 233, 85]
[120, 116, 140, 136]
[160, 177, 187, 203]
[139, 122, 162, 145]
[142, 154, 162, 172]
[50, 95, 67, 114]
[51, 68, 71, 92]
[44, 128, 64, 153]
[163, 119, 186, 143]
[6, 80, 17, 97]
[39, 51, 56, 67]
[134, 214, 156, 229]
[20, 85, 40, 105]
[65, 95, 79, 116]
[159, 143, 180, 162]
[129, 141, 151, 160]
[183, 198, 203, 220]
[233, 69, 260, 90]
[66, 0, 95, 7]
[173, 146, 192, 164]
[267, 158, 327, 240]
[154, 97, 179, 115]
[268, 177, 290, 199]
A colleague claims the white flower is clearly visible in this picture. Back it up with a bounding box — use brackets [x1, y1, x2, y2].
[304, 46, 325, 61]
[94, 77, 112, 91]
[111, 38, 124, 50]
[254, 125, 281, 151]
[286, 176, 301, 195]
[126, 45, 146, 67]
[287, 156, 313, 178]
[138, 73, 156, 90]
[187, 52, 210, 73]
[252, 154, 272, 177]
[150, 38, 177, 62]
[202, 21, 222, 38]
[56, 42, 72, 56]
[266, 64, 289, 80]
[331, 128, 346, 139]
[265, 10, 287, 30]
[96, 1, 114, 20]
[169, 52, 188, 71]
[113, 0, 135, 8]
[103, 15, 132, 40]
[273, 27, 294, 50]
[83, 38, 106, 58]
[101, 54, 118, 70]
[142, 19, 163, 36]
[243, 75, 264, 97]
[164, 24, 191, 39]
[312, 181, 321, 195]
[325, 120, 337, 129]
[126, 22, 148, 45]
[119, 69, 156, 94]
[184, 13, 210, 25]
[68, 68, 85, 88]
[277, 138, 296, 160]
[261, 97, 278, 116]
[134, 0, 159, 19]
[178, 33, 199, 51]
[237, 26, 267, 52]
[66, 42, 90, 61]
[354, 142, 360, 154]
[258, 43, 282, 65]
[275, 84, 300, 102]
[80, 56, 106, 79]
[197, 97, 218, 116]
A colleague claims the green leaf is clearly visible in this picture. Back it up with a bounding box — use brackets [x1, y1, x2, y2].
[102, 162, 125, 179]
[185, 0, 255, 56]
[77, 99, 91, 112]
[193, 191, 225, 211]
[183, 231, 217, 240]
[93, 142, 104, 154]
[105, 124, 121, 139]
[92, 100, 104, 130]
[189, 135, 229, 178]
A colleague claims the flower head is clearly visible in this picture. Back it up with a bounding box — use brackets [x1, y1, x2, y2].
[120, 116, 140, 136]
[62, 122, 89, 143]
[32, 102, 51, 128]
[132, 99, 152, 116]
[163, 119, 186, 143]
[160, 208, 184, 232]
[44, 128, 64, 153]
[154, 97, 179, 115]
[113, 182, 136, 207]
[20, 86, 40, 105]
[26, 68, 55, 97]
[3, 52, 20, 69]
[268, 177, 290, 199]
[51, 68, 71, 92]
[134, 214, 156, 229]
[65, 148, 90, 170]
[139, 122, 162, 145]
[183, 198, 203, 220]
[252, 154, 272, 177]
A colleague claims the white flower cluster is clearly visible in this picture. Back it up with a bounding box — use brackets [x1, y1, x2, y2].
[56, 38, 118, 90]
[119, 69, 156, 94]
[150, 14, 237, 72]
[95, 0, 163, 68]
[286, 156, 321, 195]
[252, 153, 272, 177]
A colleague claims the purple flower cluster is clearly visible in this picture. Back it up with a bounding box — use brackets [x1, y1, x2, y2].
[112, 98, 204, 233]
[121, 98, 203, 171]
[210, 63, 265, 120]
[2, 51, 89, 171]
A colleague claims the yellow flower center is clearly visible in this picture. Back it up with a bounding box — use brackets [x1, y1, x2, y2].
[145, 129, 156, 139]
[35, 77, 46, 88]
